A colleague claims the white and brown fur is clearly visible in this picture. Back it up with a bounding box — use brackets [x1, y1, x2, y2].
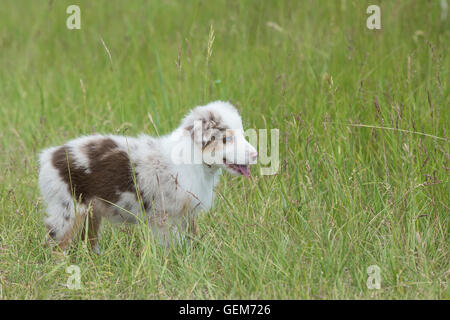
[39, 101, 257, 253]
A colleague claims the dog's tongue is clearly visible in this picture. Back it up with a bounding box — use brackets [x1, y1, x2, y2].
[238, 165, 250, 178]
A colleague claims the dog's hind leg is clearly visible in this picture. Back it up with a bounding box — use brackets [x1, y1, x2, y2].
[80, 207, 102, 254]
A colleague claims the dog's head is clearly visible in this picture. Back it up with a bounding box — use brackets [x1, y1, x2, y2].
[181, 101, 257, 177]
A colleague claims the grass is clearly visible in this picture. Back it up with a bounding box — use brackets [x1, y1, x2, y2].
[0, 0, 448, 299]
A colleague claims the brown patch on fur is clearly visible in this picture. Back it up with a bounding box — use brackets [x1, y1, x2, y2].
[50, 138, 146, 253]
[207, 112, 228, 132]
[202, 128, 234, 154]
[52, 138, 136, 205]
[185, 111, 228, 148]
[201, 126, 229, 150]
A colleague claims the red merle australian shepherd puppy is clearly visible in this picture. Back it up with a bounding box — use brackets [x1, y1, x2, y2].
[39, 101, 257, 253]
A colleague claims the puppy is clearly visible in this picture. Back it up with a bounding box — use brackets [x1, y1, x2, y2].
[38, 101, 257, 252]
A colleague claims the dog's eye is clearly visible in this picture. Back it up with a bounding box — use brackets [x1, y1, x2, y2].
[223, 136, 233, 144]
[203, 136, 216, 148]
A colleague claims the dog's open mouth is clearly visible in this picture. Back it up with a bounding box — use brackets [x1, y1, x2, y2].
[225, 163, 250, 178]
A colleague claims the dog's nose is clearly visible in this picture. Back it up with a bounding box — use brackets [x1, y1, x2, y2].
[249, 151, 258, 163]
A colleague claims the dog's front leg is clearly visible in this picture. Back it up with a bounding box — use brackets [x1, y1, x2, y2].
[187, 216, 199, 237]
[149, 212, 171, 249]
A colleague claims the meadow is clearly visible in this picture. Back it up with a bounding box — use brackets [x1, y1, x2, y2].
[0, 0, 448, 299]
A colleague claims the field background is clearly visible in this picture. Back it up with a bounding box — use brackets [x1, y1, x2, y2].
[0, 0, 448, 299]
